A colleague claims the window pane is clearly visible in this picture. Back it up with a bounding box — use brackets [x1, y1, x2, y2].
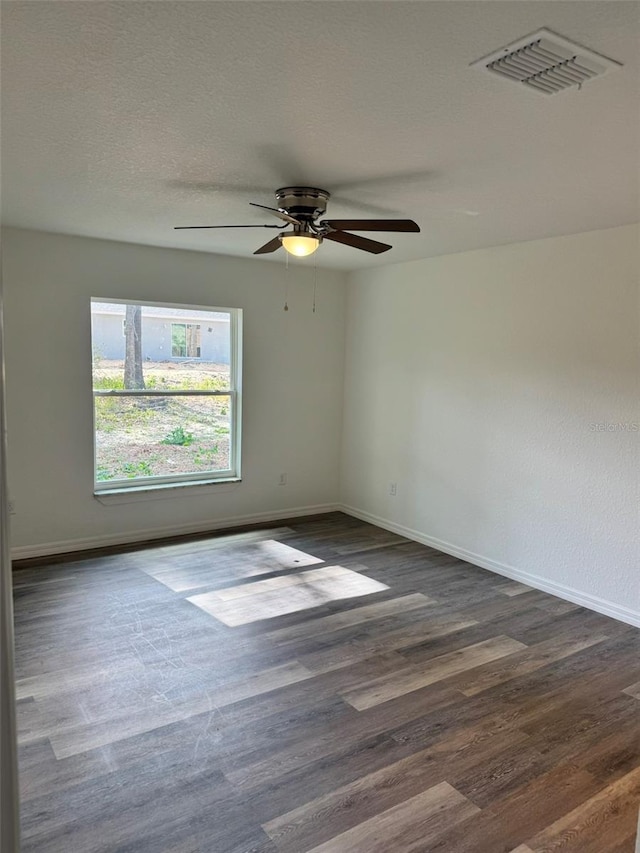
[172, 324, 186, 357]
[92, 303, 231, 391]
[94, 395, 232, 482]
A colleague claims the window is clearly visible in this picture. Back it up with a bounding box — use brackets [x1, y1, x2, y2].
[91, 300, 242, 492]
[171, 323, 201, 358]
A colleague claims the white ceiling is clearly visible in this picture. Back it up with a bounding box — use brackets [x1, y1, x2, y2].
[2, 1, 639, 270]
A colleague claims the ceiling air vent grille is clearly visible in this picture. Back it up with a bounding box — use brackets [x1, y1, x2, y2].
[471, 28, 622, 94]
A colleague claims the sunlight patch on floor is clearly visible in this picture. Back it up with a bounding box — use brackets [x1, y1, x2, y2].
[140, 540, 324, 592]
[188, 565, 389, 626]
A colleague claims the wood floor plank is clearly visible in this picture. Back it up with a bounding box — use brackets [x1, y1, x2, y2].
[579, 722, 640, 784]
[449, 741, 552, 808]
[516, 589, 581, 615]
[224, 681, 461, 791]
[266, 592, 435, 643]
[18, 737, 118, 804]
[388, 638, 638, 762]
[262, 722, 529, 852]
[504, 605, 634, 647]
[452, 632, 609, 697]
[21, 760, 272, 853]
[415, 763, 603, 853]
[341, 635, 527, 710]
[47, 660, 313, 759]
[622, 680, 640, 699]
[605, 840, 637, 853]
[217, 652, 408, 730]
[303, 781, 479, 853]
[299, 613, 479, 674]
[494, 581, 534, 597]
[519, 690, 639, 755]
[524, 767, 640, 852]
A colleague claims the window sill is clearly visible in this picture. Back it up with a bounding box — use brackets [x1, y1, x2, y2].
[94, 477, 242, 504]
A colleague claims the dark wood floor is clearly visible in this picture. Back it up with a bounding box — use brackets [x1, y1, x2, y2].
[12, 512, 640, 852]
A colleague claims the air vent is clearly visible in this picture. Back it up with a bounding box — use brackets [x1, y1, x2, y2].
[471, 28, 622, 94]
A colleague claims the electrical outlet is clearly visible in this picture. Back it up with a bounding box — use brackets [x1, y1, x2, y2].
[278, 473, 288, 486]
[389, 482, 397, 496]
[8, 500, 16, 515]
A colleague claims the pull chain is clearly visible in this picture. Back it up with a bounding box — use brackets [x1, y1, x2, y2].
[284, 252, 289, 312]
[313, 253, 318, 314]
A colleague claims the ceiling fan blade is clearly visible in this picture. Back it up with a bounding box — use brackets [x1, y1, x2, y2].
[249, 202, 302, 226]
[174, 224, 283, 230]
[324, 231, 391, 254]
[322, 219, 420, 232]
[253, 236, 283, 255]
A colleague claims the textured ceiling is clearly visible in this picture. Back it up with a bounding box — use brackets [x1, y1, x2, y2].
[2, 1, 639, 270]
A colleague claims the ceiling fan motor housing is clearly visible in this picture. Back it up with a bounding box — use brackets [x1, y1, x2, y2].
[275, 187, 330, 221]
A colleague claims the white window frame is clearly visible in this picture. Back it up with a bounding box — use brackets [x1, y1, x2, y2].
[91, 298, 242, 494]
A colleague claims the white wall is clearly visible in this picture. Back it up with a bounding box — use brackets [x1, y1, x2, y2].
[341, 225, 640, 624]
[3, 228, 346, 555]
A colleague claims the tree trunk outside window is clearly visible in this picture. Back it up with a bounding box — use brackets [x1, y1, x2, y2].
[123, 305, 145, 390]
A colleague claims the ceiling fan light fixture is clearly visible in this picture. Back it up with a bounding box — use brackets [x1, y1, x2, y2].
[280, 233, 321, 257]
[175, 186, 419, 256]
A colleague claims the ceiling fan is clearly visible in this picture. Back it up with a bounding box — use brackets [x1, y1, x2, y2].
[174, 186, 420, 257]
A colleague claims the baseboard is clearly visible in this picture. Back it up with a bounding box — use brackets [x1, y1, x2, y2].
[339, 503, 640, 628]
[10, 503, 339, 561]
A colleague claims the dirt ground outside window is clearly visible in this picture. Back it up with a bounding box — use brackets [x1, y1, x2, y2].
[93, 360, 232, 481]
